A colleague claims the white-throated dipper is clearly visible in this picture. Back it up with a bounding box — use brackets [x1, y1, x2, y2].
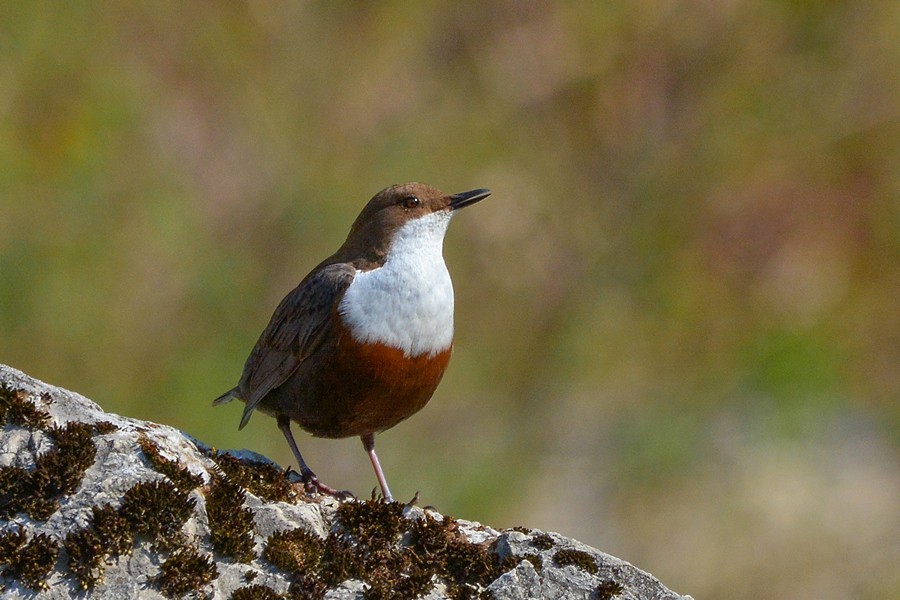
[215, 183, 490, 502]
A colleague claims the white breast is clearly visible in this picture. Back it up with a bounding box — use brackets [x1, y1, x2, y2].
[338, 211, 455, 357]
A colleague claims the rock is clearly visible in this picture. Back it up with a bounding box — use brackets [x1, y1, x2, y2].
[0, 364, 691, 599]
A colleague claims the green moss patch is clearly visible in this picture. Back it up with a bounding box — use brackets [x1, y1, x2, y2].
[62, 480, 203, 592]
[410, 513, 502, 597]
[0, 385, 110, 523]
[0, 531, 59, 591]
[91, 503, 133, 557]
[0, 526, 27, 561]
[596, 578, 625, 599]
[530, 533, 555, 550]
[212, 451, 296, 503]
[138, 435, 203, 492]
[0, 383, 51, 428]
[264, 527, 323, 574]
[261, 499, 510, 599]
[63, 527, 106, 590]
[119, 479, 196, 551]
[231, 583, 284, 600]
[62, 504, 134, 590]
[207, 473, 256, 562]
[0, 421, 97, 521]
[92, 420, 119, 435]
[521, 553, 543, 572]
[337, 495, 406, 544]
[155, 546, 217, 599]
[552, 548, 599, 575]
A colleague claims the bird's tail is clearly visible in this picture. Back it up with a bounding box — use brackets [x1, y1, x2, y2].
[213, 387, 255, 430]
[213, 387, 240, 406]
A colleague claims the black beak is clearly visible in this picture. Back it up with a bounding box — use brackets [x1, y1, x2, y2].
[449, 188, 491, 211]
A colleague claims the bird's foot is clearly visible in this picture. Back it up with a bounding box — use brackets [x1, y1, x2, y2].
[301, 471, 354, 500]
[284, 466, 354, 500]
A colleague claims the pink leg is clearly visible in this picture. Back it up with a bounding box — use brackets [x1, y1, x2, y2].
[361, 433, 393, 502]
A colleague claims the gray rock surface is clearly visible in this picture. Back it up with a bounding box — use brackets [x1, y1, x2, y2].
[0, 364, 691, 599]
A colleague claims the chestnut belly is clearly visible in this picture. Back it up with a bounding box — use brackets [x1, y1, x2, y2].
[259, 334, 452, 438]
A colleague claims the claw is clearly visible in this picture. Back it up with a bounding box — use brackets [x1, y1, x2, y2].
[300, 471, 354, 500]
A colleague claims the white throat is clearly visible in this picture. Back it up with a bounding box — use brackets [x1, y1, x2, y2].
[338, 211, 455, 357]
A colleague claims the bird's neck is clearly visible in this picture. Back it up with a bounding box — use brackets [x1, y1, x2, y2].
[338, 212, 455, 357]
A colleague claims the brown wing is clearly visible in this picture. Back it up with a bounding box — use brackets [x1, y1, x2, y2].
[237, 262, 356, 429]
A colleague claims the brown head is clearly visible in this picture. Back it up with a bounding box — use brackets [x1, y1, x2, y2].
[333, 183, 491, 268]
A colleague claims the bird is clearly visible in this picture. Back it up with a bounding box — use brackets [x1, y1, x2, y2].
[214, 182, 490, 502]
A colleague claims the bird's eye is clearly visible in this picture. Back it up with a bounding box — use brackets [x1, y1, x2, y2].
[402, 196, 420, 210]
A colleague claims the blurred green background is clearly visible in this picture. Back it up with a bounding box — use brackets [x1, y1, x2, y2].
[2, 2, 898, 598]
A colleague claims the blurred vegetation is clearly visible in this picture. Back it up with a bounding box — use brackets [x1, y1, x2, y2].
[1, 2, 898, 598]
